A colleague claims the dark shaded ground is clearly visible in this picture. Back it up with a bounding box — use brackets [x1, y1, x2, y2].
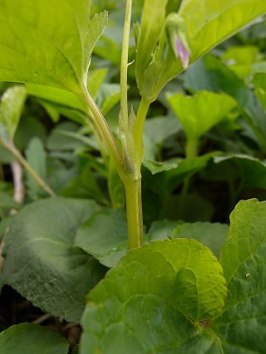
[0, 285, 81, 350]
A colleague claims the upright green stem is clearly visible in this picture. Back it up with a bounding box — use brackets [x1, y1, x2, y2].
[120, 0, 132, 129]
[123, 96, 150, 249]
[2, 140, 55, 197]
[124, 175, 143, 249]
[185, 137, 198, 159]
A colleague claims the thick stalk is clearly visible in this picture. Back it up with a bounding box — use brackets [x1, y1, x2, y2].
[1, 140, 55, 197]
[119, 0, 146, 249]
[122, 96, 150, 250]
[124, 175, 143, 249]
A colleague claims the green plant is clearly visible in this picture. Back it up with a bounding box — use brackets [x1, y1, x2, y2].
[0, 0, 266, 353]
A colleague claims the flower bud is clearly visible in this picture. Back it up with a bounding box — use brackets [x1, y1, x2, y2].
[166, 13, 190, 69]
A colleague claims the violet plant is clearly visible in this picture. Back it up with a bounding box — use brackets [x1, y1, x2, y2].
[0, 0, 266, 353]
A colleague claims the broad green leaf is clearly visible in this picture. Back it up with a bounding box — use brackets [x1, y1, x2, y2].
[216, 199, 266, 352]
[149, 221, 228, 257]
[0, 323, 69, 354]
[26, 84, 85, 112]
[167, 91, 237, 140]
[179, 0, 266, 62]
[0, 86, 27, 142]
[0, 0, 107, 94]
[27, 68, 109, 116]
[25, 137, 47, 199]
[2, 197, 105, 322]
[75, 208, 128, 267]
[81, 239, 227, 353]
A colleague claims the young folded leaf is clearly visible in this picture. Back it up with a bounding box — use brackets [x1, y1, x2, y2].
[135, 0, 266, 102]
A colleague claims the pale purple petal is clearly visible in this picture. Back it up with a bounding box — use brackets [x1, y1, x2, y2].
[176, 38, 190, 69]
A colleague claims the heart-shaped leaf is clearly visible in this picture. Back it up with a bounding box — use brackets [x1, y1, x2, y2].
[81, 239, 227, 353]
[2, 197, 105, 322]
[167, 91, 237, 140]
